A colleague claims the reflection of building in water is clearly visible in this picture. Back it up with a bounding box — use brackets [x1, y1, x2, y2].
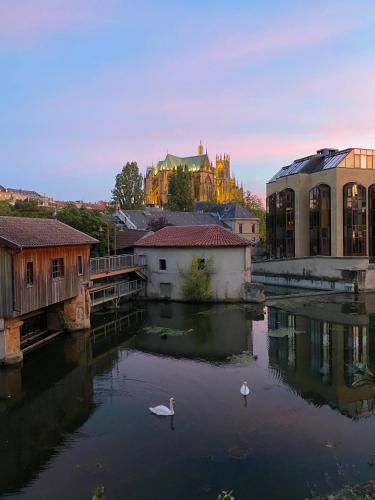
[0, 306, 144, 496]
[130, 302, 261, 361]
[268, 305, 375, 420]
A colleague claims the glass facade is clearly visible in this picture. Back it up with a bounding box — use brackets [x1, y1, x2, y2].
[267, 189, 295, 259]
[369, 185, 375, 260]
[343, 183, 367, 256]
[309, 184, 331, 256]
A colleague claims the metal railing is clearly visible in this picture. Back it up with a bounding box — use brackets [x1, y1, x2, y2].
[90, 254, 146, 276]
[90, 280, 143, 306]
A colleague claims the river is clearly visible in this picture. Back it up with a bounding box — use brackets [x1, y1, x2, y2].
[1, 294, 375, 499]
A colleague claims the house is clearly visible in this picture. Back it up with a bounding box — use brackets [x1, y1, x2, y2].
[112, 207, 224, 230]
[134, 225, 263, 302]
[196, 202, 259, 242]
[253, 147, 375, 290]
[0, 217, 98, 365]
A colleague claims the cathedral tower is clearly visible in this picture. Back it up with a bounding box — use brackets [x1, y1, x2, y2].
[198, 140, 204, 156]
[216, 153, 230, 178]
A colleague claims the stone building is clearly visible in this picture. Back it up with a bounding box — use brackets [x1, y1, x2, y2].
[253, 147, 375, 290]
[134, 225, 252, 301]
[0, 185, 48, 205]
[144, 142, 243, 206]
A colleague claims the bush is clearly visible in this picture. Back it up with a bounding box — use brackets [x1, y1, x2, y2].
[180, 256, 213, 301]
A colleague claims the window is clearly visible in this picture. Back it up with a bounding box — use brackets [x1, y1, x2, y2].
[198, 258, 205, 270]
[52, 258, 64, 278]
[309, 185, 331, 256]
[252, 224, 255, 234]
[369, 185, 375, 260]
[77, 255, 83, 275]
[26, 262, 34, 286]
[343, 183, 367, 256]
[159, 259, 167, 270]
[239, 223, 243, 234]
[267, 189, 295, 259]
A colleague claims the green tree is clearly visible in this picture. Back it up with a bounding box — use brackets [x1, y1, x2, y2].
[168, 165, 195, 212]
[180, 257, 213, 301]
[112, 161, 144, 209]
[0, 201, 13, 215]
[11, 200, 54, 218]
[57, 204, 112, 256]
[243, 191, 266, 240]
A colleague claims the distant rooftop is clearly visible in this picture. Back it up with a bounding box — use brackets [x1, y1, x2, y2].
[269, 147, 353, 182]
[114, 208, 224, 230]
[135, 225, 251, 248]
[196, 202, 258, 220]
[0, 217, 98, 249]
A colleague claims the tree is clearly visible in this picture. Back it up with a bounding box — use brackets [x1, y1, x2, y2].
[11, 200, 55, 218]
[112, 162, 144, 209]
[243, 191, 266, 240]
[0, 201, 13, 215]
[147, 216, 172, 232]
[57, 204, 112, 256]
[167, 165, 195, 212]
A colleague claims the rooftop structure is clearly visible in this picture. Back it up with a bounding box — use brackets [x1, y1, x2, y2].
[135, 225, 250, 248]
[0, 217, 98, 249]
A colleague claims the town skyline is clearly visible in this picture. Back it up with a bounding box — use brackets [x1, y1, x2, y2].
[2, 0, 375, 201]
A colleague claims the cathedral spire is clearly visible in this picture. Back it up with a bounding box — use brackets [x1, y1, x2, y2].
[198, 140, 204, 155]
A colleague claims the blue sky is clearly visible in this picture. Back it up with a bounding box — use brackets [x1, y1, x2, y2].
[1, 0, 375, 201]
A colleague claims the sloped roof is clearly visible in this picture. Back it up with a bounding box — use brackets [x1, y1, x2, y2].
[116, 228, 150, 250]
[156, 153, 209, 171]
[116, 209, 224, 230]
[0, 216, 98, 249]
[196, 202, 258, 220]
[269, 148, 352, 182]
[135, 225, 250, 248]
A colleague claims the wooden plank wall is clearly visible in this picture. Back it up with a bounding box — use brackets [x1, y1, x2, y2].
[0, 247, 13, 318]
[14, 245, 90, 316]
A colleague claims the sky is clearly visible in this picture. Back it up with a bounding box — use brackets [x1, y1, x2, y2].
[1, 0, 375, 202]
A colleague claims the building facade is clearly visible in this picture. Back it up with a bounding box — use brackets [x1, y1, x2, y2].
[0, 217, 98, 364]
[253, 147, 375, 290]
[144, 143, 243, 206]
[134, 225, 252, 301]
[197, 202, 260, 242]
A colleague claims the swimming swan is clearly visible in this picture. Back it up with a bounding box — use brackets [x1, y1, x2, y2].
[240, 382, 250, 396]
[149, 397, 175, 416]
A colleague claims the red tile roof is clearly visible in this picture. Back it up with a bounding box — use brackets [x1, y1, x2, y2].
[116, 228, 150, 250]
[135, 225, 250, 248]
[0, 216, 98, 249]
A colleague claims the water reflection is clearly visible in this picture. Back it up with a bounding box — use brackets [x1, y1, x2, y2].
[268, 295, 375, 420]
[0, 306, 144, 497]
[129, 302, 262, 362]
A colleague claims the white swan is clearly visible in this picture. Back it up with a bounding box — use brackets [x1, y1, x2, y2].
[240, 381, 250, 396]
[149, 397, 175, 416]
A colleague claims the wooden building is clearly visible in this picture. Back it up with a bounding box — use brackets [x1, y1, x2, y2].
[0, 217, 98, 365]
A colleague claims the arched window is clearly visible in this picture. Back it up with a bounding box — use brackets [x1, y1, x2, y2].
[266, 193, 277, 258]
[309, 184, 331, 256]
[267, 189, 295, 258]
[343, 183, 367, 256]
[369, 185, 375, 260]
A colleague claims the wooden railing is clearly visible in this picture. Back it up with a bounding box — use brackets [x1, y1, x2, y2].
[89, 254, 146, 276]
[89, 280, 143, 306]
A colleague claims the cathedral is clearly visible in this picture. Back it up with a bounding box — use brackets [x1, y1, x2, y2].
[144, 142, 243, 206]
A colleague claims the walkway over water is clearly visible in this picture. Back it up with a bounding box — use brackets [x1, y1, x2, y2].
[89, 280, 143, 307]
[89, 254, 146, 280]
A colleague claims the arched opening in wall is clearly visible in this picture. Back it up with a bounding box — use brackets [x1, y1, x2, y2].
[193, 175, 200, 200]
[309, 184, 331, 256]
[205, 176, 213, 201]
[369, 185, 375, 261]
[266, 193, 277, 258]
[266, 189, 295, 259]
[343, 183, 367, 256]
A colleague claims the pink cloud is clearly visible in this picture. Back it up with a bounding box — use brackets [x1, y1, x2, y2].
[0, 0, 118, 45]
